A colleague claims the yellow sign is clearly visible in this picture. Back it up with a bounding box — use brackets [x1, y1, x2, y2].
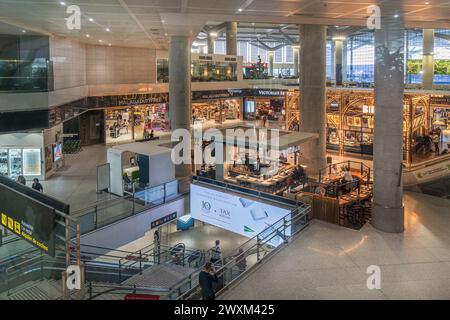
[1, 213, 6, 227]
[14, 221, 21, 235]
[7, 217, 13, 230]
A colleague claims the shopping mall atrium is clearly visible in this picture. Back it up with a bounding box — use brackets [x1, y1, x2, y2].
[0, 0, 449, 302]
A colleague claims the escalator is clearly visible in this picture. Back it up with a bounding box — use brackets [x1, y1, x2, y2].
[403, 155, 450, 198]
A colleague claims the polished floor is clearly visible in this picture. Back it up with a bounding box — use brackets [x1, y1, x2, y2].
[221, 191, 450, 300]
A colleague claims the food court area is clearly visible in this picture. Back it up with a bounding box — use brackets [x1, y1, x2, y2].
[194, 125, 374, 230]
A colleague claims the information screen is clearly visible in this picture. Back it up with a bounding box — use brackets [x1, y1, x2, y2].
[190, 183, 291, 247]
[0, 183, 56, 256]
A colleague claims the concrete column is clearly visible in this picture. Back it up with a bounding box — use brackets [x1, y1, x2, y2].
[207, 32, 217, 54]
[422, 29, 435, 90]
[268, 51, 274, 77]
[169, 36, 192, 177]
[299, 25, 327, 175]
[226, 22, 238, 56]
[293, 46, 299, 77]
[334, 39, 344, 86]
[372, 3, 405, 233]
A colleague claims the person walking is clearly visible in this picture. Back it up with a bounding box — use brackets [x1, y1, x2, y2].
[199, 262, 218, 300]
[210, 240, 222, 265]
[31, 178, 43, 192]
[16, 176, 26, 185]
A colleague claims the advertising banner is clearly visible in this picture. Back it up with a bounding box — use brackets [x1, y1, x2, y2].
[0, 183, 56, 256]
[190, 184, 291, 247]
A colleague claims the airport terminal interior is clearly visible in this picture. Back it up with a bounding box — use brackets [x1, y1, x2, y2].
[0, 0, 449, 301]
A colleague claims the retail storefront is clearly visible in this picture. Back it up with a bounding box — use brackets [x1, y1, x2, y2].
[243, 89, 286, 124]
[192, 90, 244, 126]
[97, 93, 170, 144]
[0, 124, 63, 181]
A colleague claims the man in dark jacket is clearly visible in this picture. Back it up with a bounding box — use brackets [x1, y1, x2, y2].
[199, 262, 218, 300]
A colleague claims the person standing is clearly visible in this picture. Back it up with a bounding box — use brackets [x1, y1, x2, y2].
[210, 240, 222, 265]
[32, 178, 43, 192]
[432, 132, 440, 155]
[16, 176, 26, 185]
[199, 262, 218, 300]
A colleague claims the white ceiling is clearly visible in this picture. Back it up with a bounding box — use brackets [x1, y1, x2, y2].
[0, 0, 449, 50]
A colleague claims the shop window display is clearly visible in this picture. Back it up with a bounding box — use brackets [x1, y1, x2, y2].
[0, 148, 42, 179]
[192, 99, 241, 125]
[105, 104, 169, 144]
[244, 98, 284, 122]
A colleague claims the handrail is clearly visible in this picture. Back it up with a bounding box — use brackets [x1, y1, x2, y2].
[176, 205, 310, 300]
[165, 204, 310, 298]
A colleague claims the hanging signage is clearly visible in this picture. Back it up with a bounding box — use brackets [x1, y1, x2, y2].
[192, 89, 244, 101]
[0, 182, 56, 256]
[94, 93, 169, 108]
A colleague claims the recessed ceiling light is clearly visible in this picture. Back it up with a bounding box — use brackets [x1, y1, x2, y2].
[425, 1, 430, 4]
[164, 33, 168, 36]
[161, 20, 165, 23]
[108, 43, 112, 46]
[106, 28, 110, 32]
[21, 30, 26, 33]
[238, 8, 243, 12]
[60, 1, 66, 6]
[394, 14, 399, 18]
[89, 18, 94, 22]
[86, 34, 90, 38]
[98, 40, 102, 43]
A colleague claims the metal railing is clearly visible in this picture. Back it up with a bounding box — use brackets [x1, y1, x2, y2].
[171, 204, 311, 300]
[318, 160, 372, 185]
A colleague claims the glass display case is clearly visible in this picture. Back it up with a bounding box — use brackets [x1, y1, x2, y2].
[0, 149, 8, 176]
[9, 149, 23, 179]
[0, 148, 42, 178]
[23, 149, 42, 176]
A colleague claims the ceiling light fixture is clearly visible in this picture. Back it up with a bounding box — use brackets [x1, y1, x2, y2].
[108, 43, 112, 46]
[89, 18, 94, 22]
[161, 20, 165, 23]
[238, 8, 243, 12]
[60, 1, 66, 5]
[209, 32, 218, 37]
[106, 28, 110, 32]
[98, 40, 102, 43]
[86, 34, 90, 38]
[393, 14, 399, 18]
[21, 30, 26, 33]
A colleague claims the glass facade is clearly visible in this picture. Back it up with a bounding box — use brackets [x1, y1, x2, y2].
[346, 32, 375, 83]
[191, 60, 238, 82]
[405, 29, 423, 84]
[157, 59, 238, 82]
[434, 29, 450, 84]
[0, 35, 50, 92]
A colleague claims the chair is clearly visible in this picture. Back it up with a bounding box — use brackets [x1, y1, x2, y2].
[123, 174, 133, 192]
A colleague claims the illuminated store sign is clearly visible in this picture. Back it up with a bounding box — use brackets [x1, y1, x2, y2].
[190, 183, 291, 247]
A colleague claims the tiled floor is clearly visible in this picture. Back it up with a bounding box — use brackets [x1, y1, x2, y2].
[220, 191, 450, 300]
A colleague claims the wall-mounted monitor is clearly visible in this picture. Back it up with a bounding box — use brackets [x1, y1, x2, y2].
[53, 143, 62, 162]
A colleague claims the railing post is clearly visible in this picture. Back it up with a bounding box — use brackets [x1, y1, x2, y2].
[88, 281, 92, 300]
[256, 235, 261, 262]
[139, 250, 142, 274]
[119, 260, 122, 282]
[94, 205, 98, 229]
